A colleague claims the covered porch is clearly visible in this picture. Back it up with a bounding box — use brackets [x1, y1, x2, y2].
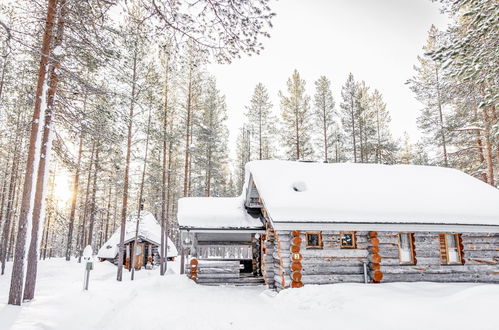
[177, 197, 265, 285]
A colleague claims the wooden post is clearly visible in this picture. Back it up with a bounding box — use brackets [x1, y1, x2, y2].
[190, 258, 198, 281]
[180, 246, 185, 275]
[290, 230, 303, 288]
[368, 232, 383, 283]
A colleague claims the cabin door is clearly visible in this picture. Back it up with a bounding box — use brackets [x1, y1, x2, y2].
[134, 243, 145, 269]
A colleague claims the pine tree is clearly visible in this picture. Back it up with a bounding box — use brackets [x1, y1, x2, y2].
[340, 73, 359, 162]
[408, 26, 450, 167]
[313, 76, 339, 163]
[194, 76, 229, 197]
[246, 83, 275, 160]
[371, 89, 397, 164]
[279, 69, 314, 160]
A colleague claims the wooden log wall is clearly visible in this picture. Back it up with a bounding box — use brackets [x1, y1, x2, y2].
[188, 259, 240, 284]
[261, 227, 276, 288]
[301, 231, 368, 285]
[376, 232, 499, 283]
[266, 230, 369, 287]
[368, 232, 382, 283]
[274, 231, 292, 291]
[252, 235, 261, 276]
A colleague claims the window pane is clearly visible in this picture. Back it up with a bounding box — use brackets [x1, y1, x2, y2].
[399, 233, 412, 263]
[307, 234, 319, 247]
[447, 234, 457, 249]
[341, 233, 353, 247]
[448, 249, 459, 263]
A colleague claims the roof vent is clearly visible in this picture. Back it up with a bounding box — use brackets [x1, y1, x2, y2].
[292, 181, 307, 192]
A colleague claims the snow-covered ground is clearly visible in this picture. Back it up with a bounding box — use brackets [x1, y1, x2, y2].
[1, 259, 498, 330]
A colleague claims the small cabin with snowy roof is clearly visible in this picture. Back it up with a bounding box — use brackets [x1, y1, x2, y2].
[177, 160, 499, 289]
[98, 211, 178, 270]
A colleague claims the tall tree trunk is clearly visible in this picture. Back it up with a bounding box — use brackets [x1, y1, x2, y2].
[259, 106, 263, 160]
[42, 211, 51, 260]
[77, 142, 95, 263]
[482, 108, 495, 186]
[435, 68, 448, 167]
[130, 107, 152, 280]
[8, 0, 57, 306]
[0, 140, 20, 275]
[294, 105, 300, 160]
[23, 0, 66, 300]
[117, 41, 138, 282]
[350, 95, 357, 163]
[65, 134, 83, 261]
[160, 55, 171, 275]
[87, 145, 100, 249]
[104, 184, 112, 242]
[183, 69, 193, 197]
[322, 96, 328, 163]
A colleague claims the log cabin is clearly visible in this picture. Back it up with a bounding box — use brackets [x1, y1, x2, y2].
[98, 211, 178, 270]
[178, 160, 499, 290]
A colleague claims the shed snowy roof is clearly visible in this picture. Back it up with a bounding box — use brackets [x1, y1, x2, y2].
[245, 160, 499, 227]
[177, 197, 263, 230]
[97, 211, 178, 259]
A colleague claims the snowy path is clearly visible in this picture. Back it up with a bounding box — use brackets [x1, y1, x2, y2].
[1, 259, 498, 330]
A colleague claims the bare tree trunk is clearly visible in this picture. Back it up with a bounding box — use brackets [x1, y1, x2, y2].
[322, 95, 328, 163]
[130, 107, 152, 280]
[183, 74, 192, 197]
[164, 139, 173, 272]
[435, 68, 448, 167]
[42, 211, 51, 260]
[77, 142, 95, 263]
[23, 0, 66, 300]
[294, 105, 300, 160]
[0, 140, 20, 275]
[104, 184, 112, 242]
[160, 55, 171, 275]
[482, 108, 495, 186]
[117, 41, 138, 282]
[350, 95, 357, 163]
[65, 135, 83, 261]
[259, 106, 263, 160]
[8, 0, 57, 306]
[87, 145, 99, 249]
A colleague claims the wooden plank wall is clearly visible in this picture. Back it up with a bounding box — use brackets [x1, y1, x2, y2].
[378, 232, 499, 283]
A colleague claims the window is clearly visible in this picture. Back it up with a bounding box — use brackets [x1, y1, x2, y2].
[306, 232, 323, 249]
[439, 233, 463, 265]
[398, 233, 415, 264]
[340, 232, 356, 248]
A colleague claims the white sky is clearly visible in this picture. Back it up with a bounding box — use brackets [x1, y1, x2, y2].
[207, 0, 450, 160]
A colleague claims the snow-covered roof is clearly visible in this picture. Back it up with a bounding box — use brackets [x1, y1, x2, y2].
[177, 197, 264, 230]
[245, 160, 499, 228]
[97, 211, 178, 259]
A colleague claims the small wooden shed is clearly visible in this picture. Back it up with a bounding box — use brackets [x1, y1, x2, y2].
[179, 160, 499, 290]
[97, 211, 178, 270]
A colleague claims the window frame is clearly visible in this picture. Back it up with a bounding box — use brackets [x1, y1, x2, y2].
[305, 232, 323, 249]
[340, 231, 356, 249]
[443, 233, 463, 265]
[397, 232, 416, 265]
